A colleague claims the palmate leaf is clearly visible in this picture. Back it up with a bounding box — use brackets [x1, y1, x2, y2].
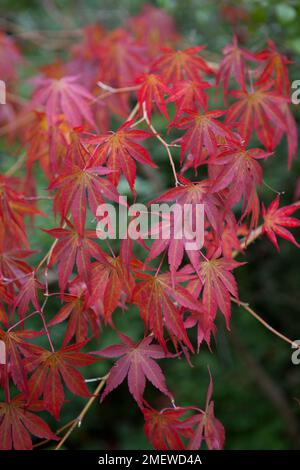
[143, 405, 196, 450]
[172, 110, 236, 168]
[216, 35, 257, 98]
[136, 73, 170, 122]
[197, 256, 244, 327]
[188, 370, 225, 450]
[166, 79, 211, 120]
[26, 342, 98, 419]
[152, 46, 213, 84]
[226, 83, 288, 150]
[86, 120, 156, 191]
[209, 142, 272, 228]
[262, 196, 300, 251]
[0, 396, 58, 450]
[133, 269, 202, 350]
[255, 39, 292, 96]
[48, 144, 120, 235]
[94, 334, 172, 407]
[44, 222, 108, 293]
[30, 75, 95, 127]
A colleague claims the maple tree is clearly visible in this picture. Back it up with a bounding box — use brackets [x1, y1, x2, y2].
[0, 3, 299, 451]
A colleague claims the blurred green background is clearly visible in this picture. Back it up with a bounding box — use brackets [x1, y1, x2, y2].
[1, 0, 300, 450]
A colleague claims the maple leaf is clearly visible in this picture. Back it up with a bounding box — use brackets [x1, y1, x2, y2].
[86, 120, 156, 191]
[143, 405, 196, 450]
[188, 370, 225, 450]
[216, 35, 257, 98]
[98, 29, 147, 88]
[47, 278, 100, 345]
[209, 142, 272, 228]
[30, 75, 95, 127]
[255, 40, 292, 96]
[0, 395, 58, 450]
[198, 256, 244, 327]
[0, 328, 42, 395]
[262, 196, 300, 251]
[166, 79, 211, 120]
[226, 84, 288, 150]
[172, 110, 235, 167]
[136, 73, 170, 122]
[88, 256, 134, 323]
[152, 46, 213, 84]
[26, 342, 98, 419]
[94, 334, 172, 406]
[133, 270, 202, 350]
[44, 222, 107, 293]
[48, 144, 121, 235]
[13, 272, 43, 319]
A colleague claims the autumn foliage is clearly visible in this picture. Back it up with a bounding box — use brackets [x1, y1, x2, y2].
[0, 5, 299, 450]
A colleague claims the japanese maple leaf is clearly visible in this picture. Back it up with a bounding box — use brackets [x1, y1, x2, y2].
[0, 328, 42, 395]
[198, 256, 244, 327]
[209, 143, 272, 228]
[273, 102, 298, 168]
[88, 256, 134, 323]
[136, 73, 170, 121]
[152, 46, 213, 84]
[30, 75, 95, 127]
[48, 278, 100, 346]
[255, 40, 292, 96]
[188, 371, 225, 450]
[98, 29, 147, 88]
[216, 35, 257, 98]
[44, 222, 107, 293]
[133, 270, 202, 350]
[0, 175, 41, 248]
[172, 110, 235, 167]
[86, 120, 156, 191]
[262, 196, 300, 251]
[166, 79, 211, 120]
[48, 145, 120, 235]
[226, 84, 287, 150]
[143, 405, 196, 450]
[94, 334, 172, 407]
[0, 395, 58, 450]
[13, 272, 43, 319]
[26, 342, 98, 419]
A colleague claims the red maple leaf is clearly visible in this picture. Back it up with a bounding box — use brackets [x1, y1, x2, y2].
[198, 256, 244, 327]
[166, 79, 211, 120]
[48, 145, 120, 235]
[172, 110, 235, 167]
[188, 370, 225, 450]
[44, 222, 107, 293]
[216, 35, 257, 97]
[26, 342, 98, 419]
[31, 75, 95, 127]
[0, 395, 58, 450]
[86, 120, 156, 191]
[255, 39, 292, 96]
[143, 405, 196, 450]
[47, 278, 100, 345]
[133, 269, 202, 350]
[209, 142, 272, 228]
[94, 333, 172, 406]
[262, 196, 300, 251]
[152, 46, 213, 84]
[136, 73, 170, 122]
[226, 84, 287, 150]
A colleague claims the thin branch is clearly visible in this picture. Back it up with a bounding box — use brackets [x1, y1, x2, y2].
[55, 374, 109, 450]
[231, 297, 300, 349]
[143, 104, 179, 187]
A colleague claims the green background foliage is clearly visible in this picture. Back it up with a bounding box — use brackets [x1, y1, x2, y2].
[1, 0, 300, 450]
